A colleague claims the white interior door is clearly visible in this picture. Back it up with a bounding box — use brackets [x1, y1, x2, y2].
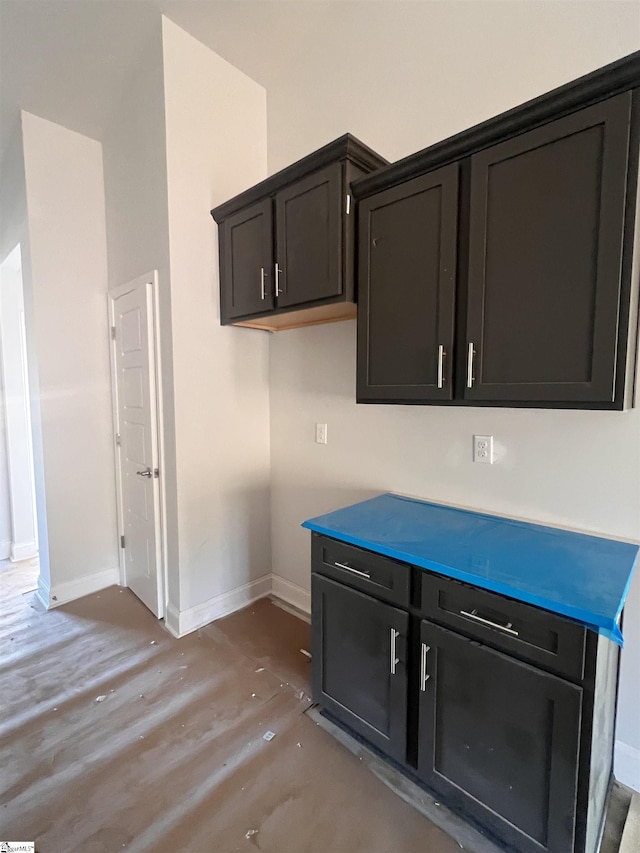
[110, 274, 163, 617]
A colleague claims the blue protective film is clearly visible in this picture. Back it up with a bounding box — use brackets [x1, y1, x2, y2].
[302, 493, 639, 646]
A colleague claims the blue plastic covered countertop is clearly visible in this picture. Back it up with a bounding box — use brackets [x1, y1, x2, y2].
[302, 493, 639, 646]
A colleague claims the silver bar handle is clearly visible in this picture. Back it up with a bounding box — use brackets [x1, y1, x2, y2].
[390, 628, 399, 675]
[260, 267, 266, 300]
[466, 342, 475, 388]
[334, 561, 370, 580]
[437, 344, 445, 389]
[460, 609, 519, 637]
[420, 643, 431, 691]
[275, 263, 283, 295]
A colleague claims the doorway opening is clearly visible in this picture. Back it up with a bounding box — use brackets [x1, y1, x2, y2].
[0, 244, 38, 585]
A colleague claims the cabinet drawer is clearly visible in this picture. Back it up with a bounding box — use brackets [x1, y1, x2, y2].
[420, 572, 586, 681]
[312, 533, 410, 608]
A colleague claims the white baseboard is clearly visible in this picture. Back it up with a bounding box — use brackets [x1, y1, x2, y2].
[164, 573, 272, 638]
[36, 573, 50, 609]
[0, 539, 10, 560]
[38, 567, 120, 609]
[11, 540, 38, 561]
[615, 740, 640, 793]
[164, 602, 181, 638]
[271, 574, 311, 615]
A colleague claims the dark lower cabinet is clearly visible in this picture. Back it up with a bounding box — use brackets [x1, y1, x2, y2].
[417, 620, 582, 853]
[311, 574, 408, 763]
[311, 532, 620, 853]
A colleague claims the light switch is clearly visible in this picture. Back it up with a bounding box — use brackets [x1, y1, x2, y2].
[315, 423, 328, 445]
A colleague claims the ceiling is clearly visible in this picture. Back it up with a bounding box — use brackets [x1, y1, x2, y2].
[0, 0, 338, 168]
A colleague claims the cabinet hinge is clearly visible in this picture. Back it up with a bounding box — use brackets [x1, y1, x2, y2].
[115, 433, 121, 446]
[111, 325, 116, 340]
[346, 194, 351, 215]
[120, 535, 125, 549]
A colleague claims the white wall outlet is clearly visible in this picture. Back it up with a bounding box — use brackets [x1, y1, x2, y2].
[315, 423, 328, 445]
[473, 435, 494, 464]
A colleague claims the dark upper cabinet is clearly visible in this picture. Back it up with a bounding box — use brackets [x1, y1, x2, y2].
[417, 619, 583, 853]
[357, 165, 459, 402]
[219, 198, 274, 321]
[465, 94, 631, 404]
[311, 573, 409, 763]
[211, 135, 387, 331]
[275, 163, 343, 308]
[353, 54, 640, 409]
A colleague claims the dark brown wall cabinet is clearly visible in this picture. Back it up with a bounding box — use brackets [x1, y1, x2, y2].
[311, 532, 618, 853]
[355, 53, 640, 409]
[211, 135, 387, 331]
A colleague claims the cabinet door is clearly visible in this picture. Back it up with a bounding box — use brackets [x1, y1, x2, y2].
[465, 93, 631, 404]
[357, 165, 458, 402]
[417, 620, 582, 853]
[312, 574, 409, 763]
[219, 198, 274, 322]
[275, 163, 342, 309]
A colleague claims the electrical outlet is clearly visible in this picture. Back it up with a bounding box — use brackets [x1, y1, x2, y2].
[473, 435, 494, 464]
[315, 423, 328, 445]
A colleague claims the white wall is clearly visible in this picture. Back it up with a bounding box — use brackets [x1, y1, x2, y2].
[101, 20, 181, 608]
[266, 4, 640, 788]
[0, 123, 29, 264]
[162, 18, 271, 625]
[22, 111, 118, 603]
[0, 245, 38, 561]
[264, 1, 640, 172]
[0, 359, 11, 559]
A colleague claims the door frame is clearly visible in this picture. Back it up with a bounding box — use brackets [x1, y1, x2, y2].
[108, 271, 167, 616]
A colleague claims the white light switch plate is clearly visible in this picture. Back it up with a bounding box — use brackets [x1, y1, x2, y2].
[315, 423, 327, 445]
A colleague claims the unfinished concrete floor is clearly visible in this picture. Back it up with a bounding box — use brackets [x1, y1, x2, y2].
[1, 561, 463, 852]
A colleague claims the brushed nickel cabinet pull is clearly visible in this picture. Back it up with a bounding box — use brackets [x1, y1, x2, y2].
[334, 561, 371, 579]
[437, 344, 445, 389]
[460, 608, 519, 637]
[420, 642, 431, 691]
[467, 342, 476, 388]
[390, 628, 400, 675]
[260, 267, 266, 300]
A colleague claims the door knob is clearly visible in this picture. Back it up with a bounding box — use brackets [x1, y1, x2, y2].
[136, 468, 153, 478]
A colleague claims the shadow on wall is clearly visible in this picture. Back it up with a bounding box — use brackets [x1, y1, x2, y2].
[273, 484, 383, 547]
[181, 480, 272, 606]
[228, 325, 270, 391]
[270, 319, 358, 401]
[270, 484, 385, 600]
[295, 485, 382, 522]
